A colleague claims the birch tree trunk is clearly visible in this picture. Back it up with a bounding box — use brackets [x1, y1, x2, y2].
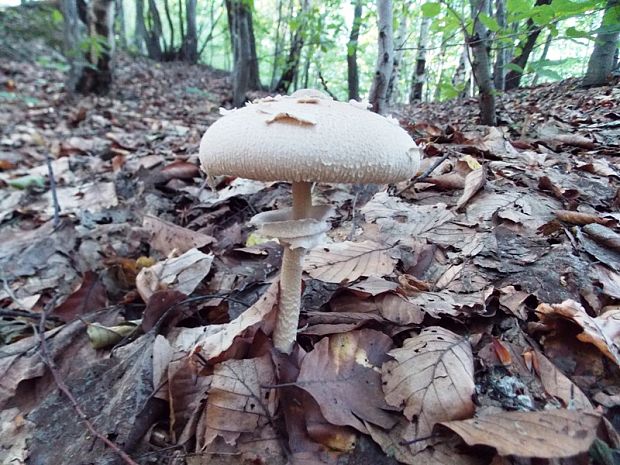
[274, 0, 311, 93]
[369, 0, 394, 114]
[452, 45, 470, 98]
[469, 0, 497, 125]
[493, 0, 507, 91]
[409, 15, 430, 103]
[582, 0, 620, 86]
[387, 7, 407, 105]
[347, 0, 363, 101]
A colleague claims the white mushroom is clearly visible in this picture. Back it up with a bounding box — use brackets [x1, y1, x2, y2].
[199, 89, 420, 354]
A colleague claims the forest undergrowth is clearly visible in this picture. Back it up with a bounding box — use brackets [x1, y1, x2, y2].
[1, 46, 620, 465]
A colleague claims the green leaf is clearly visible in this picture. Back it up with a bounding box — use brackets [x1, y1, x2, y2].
[565, 26, 590, 39]
[479, 13, 500, 32]
[421, 2, 441, 17]
[505, 63, 524, 74]
[8, 175, 46, 189]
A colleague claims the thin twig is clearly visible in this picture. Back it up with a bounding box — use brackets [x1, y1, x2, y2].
[37, 302, 140, 465]
[397, 148, 454, 195]
[45, 152, 61, 227]
[317, 70, 338, 100]
[0, 308, 63, 323]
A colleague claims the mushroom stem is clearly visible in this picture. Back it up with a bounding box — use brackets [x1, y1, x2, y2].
[274, 181, 313, 353]
[291, 181, 312, 219]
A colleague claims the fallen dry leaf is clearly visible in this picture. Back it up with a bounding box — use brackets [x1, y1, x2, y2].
[297, 329, 396, 433]
[52, 271, 108, 322]
[143, 215, 215, 255]
[533, 350, 592, 409]
[198, 354, 276, 448]
[382, 326, 475, 439]
[135, 248, 214, 302]
[440, 409, 601, 458]
[456, 166, 486, 211]
[304, 241, 397, 284]
[536, 299, 620, 366]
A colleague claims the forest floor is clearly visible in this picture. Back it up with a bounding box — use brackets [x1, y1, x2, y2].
[1, 19, 620, 465]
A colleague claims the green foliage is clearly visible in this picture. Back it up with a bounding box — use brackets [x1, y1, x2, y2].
[421, 2, 442, 18]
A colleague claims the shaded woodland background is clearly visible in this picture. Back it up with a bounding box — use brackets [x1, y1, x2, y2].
[1, 1, 620, 465]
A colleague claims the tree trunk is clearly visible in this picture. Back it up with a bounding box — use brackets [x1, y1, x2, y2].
[162, 0, 175, 57]
[226, 0, 257, 106]
[274, 0, 311, 94]
[532, 31, 552, 85]
[493, 0, 507, 91]
[72, 0, 116, 94]
[387, 6, 407, 105]
[182, 0, 198, 62]
[145, 0, 164, 60]
[347, 0, 363, 101]
[133, 0, 146, 53]
[116, 0, 126, 49]
[60, 0, 85, 92]
[409, 16, 430, 103]
[504, 0, 551, 90]
[469, 0, 497, 125]
[582, 0, 620, 86]
[369, 0, 394, 114]
[247, 6, 260, 89]
[452, 45, 470, 98]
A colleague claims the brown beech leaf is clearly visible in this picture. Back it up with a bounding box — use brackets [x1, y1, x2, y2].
[536, 299, 620, 366]
[555, 210, 612, 226]
[366, 419, 483, 465]
[584, 223, 620, 252]
[304, 241, 397, 284]
[456, 166, 486, 212]
[169, 282, 278, 361]
[135, 248, 213, 302]
[347, 277, 398, 296]
[440, 409, 601, 458]
[297, 329, 396, 433]
[533, 350, 592, 409]
[382, 327, 475, 438]
[53, 271, 107, 322]
[375, 293, 425, 325]
[593, 264, 620, 299]
[159, 160, 200, 181]
[143, 215, 215, 256]
[199, 354, 276, 447]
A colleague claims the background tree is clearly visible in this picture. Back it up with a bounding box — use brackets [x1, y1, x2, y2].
[583, 0, 620, 86]
[409, 15, 430, 102]
[369, 0, 394, 114]
[347, 0, 363, 101]
[469, 0, 497, 125]
[274, 0, 311, 93]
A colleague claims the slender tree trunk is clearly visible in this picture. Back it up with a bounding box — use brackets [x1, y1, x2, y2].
[226, 0, 257, 106]
[275, 0, 311, 94]
[270, 0, 285, 89]
[70, 0, 116, 94]
[247, 7, 261, 89]
[347, 0, 363, 100]
[493, 0, 507, 91]
[146, 0, 164, 60]
[452, 44, 470, 98]
[469, 0, 496, 125]
[134, 0, 146, 52]
[504, 0, 551, 90]
[387, 6, 407, 105]
[583, 0, 620, 86]
[116, 0, 127, 48]
[163, 0, 175, 56]
[60, 0, 85, 92]
[182, 0, 198, 62]
[409, 16, 430, 103]
[532, 31, 552, 85]
[369, 0, 394, 114]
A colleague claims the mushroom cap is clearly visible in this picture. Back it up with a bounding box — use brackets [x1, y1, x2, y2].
[199, 90, 420, 184]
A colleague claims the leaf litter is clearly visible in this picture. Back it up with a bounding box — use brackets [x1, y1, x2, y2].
[1, 51, 619, 465]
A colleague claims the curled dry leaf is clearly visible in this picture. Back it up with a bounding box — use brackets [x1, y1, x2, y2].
[52, 271, 107, 322]
[456, 166, 486, 212]
[86, 321, 139, 349]
[536, 299, 620, 366]
[304, 241, 397, 284]
[440, 409, 601, 458]
[135, 248, 213, 302]
[198, 354, 276, 448]
[555, 210, 612, 226]
[382, 326, 475, 439]
[297, 329, 396, 433]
